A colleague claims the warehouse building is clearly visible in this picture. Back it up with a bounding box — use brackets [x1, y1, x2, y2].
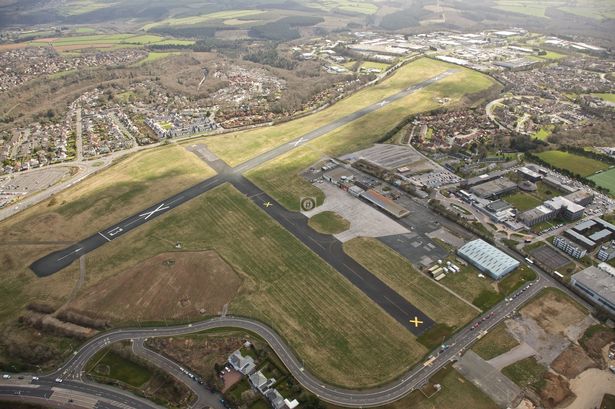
[571, 266, 615, 315]
[470, 178, 518, 199]
[457, 239, 520, 279]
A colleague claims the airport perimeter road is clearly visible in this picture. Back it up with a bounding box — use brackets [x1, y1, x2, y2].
[30, 276, 547, 408]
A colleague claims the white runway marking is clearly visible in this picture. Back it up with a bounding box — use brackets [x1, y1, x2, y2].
[57, 247, 82, 261]
[292, 136, 306, 147]
[98, 232, 111, 242]
[139, 202, 170, 220]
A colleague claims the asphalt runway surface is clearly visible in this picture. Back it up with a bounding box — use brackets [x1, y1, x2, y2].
[29, 70, 455, 278]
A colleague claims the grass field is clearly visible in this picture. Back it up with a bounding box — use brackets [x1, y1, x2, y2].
[441, 263, 535, 311]
[536, 150, 609, 177]
[592, 93, 615, 103]
[198, 58, 464, 168]
[133, 52, 180, 66]
[502, 357, 547, 391]
[361, 61, 390, 71]
[0, 146, 214, 326]
[504, 192, 543, 211]
[344, 238, 478, 331]
[589, 168, 615, 195]
[533, 125, 553, 140]
[69, 184, 425, 387]
[87, 349, 152, 387]
[308, 211, 350, 234]
[472, 323, 520, 360]
[243, 60, 498, 210]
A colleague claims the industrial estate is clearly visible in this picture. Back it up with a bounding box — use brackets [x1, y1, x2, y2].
[0, 1, 614, 409]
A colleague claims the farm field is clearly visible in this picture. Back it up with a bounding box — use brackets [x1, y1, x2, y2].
[494, 0, 551, 17]
[245, 63, 498, 210]
[133, 51, 181, 66]
[0, 146, 214, 327]
[589, 168, 615, 195]
[535, 150, 609, 177]
[142, 10, 267, 30]
[344, 238, 478, 330]
[73, 183, 425, 387]
[26, 34, 194, 51]
[195, 58, 464, 167]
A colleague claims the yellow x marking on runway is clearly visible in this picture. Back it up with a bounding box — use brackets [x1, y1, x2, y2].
[409, 317, 423, 327]
[263, 201, 273, 208]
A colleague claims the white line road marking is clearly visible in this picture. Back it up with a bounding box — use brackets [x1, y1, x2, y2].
[139, 203, 170, 220]
[98, 232, 111, 242]
[57, 247, 82, 262]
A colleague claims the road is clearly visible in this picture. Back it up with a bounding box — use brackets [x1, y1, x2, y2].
[0, 266, 566, 409]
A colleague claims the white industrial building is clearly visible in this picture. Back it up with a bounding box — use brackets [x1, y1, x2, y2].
[457, 239, 520, 279]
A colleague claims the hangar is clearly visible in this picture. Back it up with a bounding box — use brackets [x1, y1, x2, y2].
[457, 239, 520, 279]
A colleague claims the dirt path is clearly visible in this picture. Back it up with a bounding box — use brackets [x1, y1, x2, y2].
[563, 368, 615, 409]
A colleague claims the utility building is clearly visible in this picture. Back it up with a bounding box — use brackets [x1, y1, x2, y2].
[457, 239, 520, 279]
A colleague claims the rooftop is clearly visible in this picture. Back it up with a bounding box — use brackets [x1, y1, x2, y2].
[458, 239, 520, 279]
[572, 265, 615, 305]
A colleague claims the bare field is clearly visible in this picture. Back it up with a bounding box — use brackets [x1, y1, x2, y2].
[68, 251, 240, 321]
[520, 288, 588, 336]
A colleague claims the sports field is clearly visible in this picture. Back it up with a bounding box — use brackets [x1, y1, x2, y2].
[76, 184, 425, 387]
[197, 58, 462, 167]
[244, 61, 498, 210]
[535, 150, 609, 177]
[589, 168, 615, 194]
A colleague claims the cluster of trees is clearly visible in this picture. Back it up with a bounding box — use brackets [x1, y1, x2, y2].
[249, 16, 324, 41]
[244, 47, 296, 70]
[379, 2, 431, 30]
[548, 121, 615, 147]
